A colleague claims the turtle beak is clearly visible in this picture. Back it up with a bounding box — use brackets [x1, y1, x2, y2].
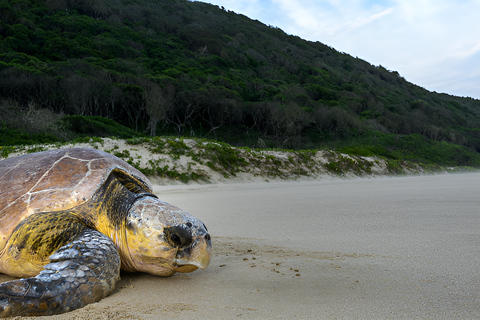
[174, 234, 211, 272]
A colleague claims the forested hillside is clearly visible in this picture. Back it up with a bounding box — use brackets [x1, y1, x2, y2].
[1, 0, 480, 166]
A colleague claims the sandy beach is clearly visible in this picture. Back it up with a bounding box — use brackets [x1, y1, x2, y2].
[3, 172, 480, 319]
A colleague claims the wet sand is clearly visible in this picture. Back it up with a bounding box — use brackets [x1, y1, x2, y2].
[9, 173, 480, 319]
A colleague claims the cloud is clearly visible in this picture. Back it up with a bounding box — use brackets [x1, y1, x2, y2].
[195, 0, 480, 98]
[268, 0, 480, 98]
[270, 0, 395, 36]
[345, 7, 394, 31]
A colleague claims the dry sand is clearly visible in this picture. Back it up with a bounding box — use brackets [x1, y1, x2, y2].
[4, 172, 480, 319]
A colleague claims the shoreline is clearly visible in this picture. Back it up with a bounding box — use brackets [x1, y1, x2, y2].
[1, 173, 479, 319]
[23, 173, 480, 319]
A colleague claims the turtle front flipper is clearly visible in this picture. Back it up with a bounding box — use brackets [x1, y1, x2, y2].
[0, 228, 120, 317]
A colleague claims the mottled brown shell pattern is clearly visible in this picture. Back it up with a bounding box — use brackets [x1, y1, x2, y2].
[0, 148, 152, 250]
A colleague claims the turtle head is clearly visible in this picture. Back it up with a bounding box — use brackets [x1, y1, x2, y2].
[122, 196, 211, 276]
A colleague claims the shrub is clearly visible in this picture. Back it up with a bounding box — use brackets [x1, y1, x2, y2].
[61, 115, 142, 139]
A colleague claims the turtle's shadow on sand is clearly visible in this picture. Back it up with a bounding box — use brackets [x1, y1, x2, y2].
[113, 271, 153, 294]
[0, 274, 14, 284]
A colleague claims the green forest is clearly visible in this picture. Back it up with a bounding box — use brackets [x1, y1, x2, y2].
[1, 0, 480, 166]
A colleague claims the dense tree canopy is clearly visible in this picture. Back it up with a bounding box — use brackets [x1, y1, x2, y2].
[1, 0, 480, 165]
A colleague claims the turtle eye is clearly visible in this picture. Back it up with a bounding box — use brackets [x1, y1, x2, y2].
[126, 221, 137, 233]
[164, 225, 193, 248]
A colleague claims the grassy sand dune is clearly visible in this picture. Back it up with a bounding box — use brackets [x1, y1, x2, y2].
[1, 137, 434, 184]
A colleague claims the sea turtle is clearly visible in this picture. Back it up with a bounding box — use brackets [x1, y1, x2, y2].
[0, 148, 211, 317]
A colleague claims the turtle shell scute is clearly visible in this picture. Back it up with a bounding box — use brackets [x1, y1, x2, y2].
[0, 148, 151, 250]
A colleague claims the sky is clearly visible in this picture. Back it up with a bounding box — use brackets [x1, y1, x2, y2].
[194, 0, 480, 100]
